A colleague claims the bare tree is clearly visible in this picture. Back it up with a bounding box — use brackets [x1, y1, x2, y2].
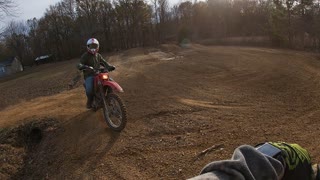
[3, 21, 31, 64]
[2, 0, 320, 64]
[157, 0, 169, 42]
[0, 0, 16, 20]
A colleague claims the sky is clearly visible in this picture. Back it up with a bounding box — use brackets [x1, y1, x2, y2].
[1, 0, 61, 28]
[3, 0, 198, 25]
[15, 0, 61, 20]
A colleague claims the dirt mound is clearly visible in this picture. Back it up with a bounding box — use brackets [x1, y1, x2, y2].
[199, 36, 271, 47]
[159, 44, 182, 53]
[148, 51, 181, 61]
[0, 111, 122, 179]
[122, 47, 146, 57]
[0, 118, 59, 179]
[120, 46, 183, 62]
[0, 60, 80, 111]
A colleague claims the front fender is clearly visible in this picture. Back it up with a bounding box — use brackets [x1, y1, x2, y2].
[103, 80, 124, 93]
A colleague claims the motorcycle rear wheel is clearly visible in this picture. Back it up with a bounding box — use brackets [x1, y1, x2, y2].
[102, 93, 127, 131]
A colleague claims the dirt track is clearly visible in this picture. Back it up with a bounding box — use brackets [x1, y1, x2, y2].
[1, 45, 320, 179]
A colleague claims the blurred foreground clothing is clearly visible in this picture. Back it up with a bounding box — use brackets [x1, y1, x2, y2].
[189, 142, 317, 180]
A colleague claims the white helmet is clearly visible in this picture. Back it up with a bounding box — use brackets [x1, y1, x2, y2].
[87, 38, 99, 55]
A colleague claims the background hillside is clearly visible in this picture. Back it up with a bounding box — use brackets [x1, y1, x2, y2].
[0, 45, 320, 179]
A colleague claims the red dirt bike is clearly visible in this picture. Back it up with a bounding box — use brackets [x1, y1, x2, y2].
[83, 65, 127, 131]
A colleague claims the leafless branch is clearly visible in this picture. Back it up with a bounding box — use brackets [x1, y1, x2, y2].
[0, 0, 17, 20]
[194, 144, 224, 161]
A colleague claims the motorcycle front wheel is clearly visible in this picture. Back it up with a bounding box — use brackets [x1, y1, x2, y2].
[102, 93, 127, 131]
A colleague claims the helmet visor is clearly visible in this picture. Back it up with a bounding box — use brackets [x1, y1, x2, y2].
[88, 43, 98, 49]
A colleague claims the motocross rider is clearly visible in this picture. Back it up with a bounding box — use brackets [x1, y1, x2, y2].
[77, 38, 115, 109]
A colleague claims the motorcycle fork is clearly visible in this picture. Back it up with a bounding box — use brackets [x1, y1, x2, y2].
[92, 80, 105, 109]
[98, 80, 107, 97]
[100, 83, 111, 119]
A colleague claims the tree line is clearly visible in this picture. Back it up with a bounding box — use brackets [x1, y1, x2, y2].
[1, 0, 320, 65]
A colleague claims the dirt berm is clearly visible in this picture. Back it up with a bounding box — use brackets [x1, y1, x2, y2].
[0, 45, 320, 179]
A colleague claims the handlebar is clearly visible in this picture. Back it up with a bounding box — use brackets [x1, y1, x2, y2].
[82, 65, 111, 73]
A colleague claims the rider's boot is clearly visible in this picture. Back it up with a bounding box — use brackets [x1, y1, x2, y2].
[86, 97, 93, 109]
